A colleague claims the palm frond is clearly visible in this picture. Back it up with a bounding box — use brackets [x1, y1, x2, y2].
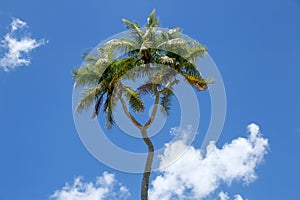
[122, 19, 144, 39]
[76, 86, 101, 112]
[110, 57, 138, 84]
[161, 28, 181, 41]
[181, 73, 208, 91]
[160, 87, 174, 115]
[180, 61, 202, 77]
[138, 40, 153, 59]
[105, 38, 136, 54]
[93, 93, 105, 118]
[186, 45, 207, 61]
[84, 55, 98, 63]
[137, 82, 158, 95]
[158, 38, 189, 56]
[103, 94, 116, 129]
[157, 55, 174, 65]
[73, 68, 102, 87]
[123, 86, 145, 113]
[147, 9, 159, 28]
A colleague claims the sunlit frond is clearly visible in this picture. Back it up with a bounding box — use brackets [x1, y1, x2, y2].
[147, 9, 159, 28]
[158, 38, 187, 49]
[186, 46, 207, 61]
[105, 38, 137, 54]
[181, 72, 208, 91]
[123, 86, 145, 113]
[76, 86, 101, 112]
[122, 18, 144, 40]
[158, 55, 174, 65]
[73, 68, 102, 87]
[161, 28, 182, 41]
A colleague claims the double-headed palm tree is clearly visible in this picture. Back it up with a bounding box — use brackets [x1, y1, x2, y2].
[73, 10, 209, 200]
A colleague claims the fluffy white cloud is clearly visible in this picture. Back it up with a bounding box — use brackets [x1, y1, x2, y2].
[149, 123, 269, 200]
[50, 172, 130, 200]
[50, 124, 267, 200]
[233, 194, 244, 200]
[218, 191, 245, 200]
[0, 18, 47, 71]
[219, 191, 230, 200]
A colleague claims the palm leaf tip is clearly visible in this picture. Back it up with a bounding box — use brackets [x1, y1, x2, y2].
[197, 82, 208, 91]
[183, 73, 210, 91]
[148, 9, 155, 22]
[147, 9, 159, 28]
[122, 18, 140, 30]
[92, 93, 104, 119]
[106, 112, 115, 129]
[195, 78, 213, 91]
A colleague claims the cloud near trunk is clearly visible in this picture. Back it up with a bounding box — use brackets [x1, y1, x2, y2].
[149, 123, 269, 200]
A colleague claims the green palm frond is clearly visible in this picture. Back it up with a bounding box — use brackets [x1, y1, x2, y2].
[105, 38, 137, 54]
[180, 61, 202, 77]
[161, 28, 181, 41]
[160, 87, 174, 115]
[186, 45, 207, 61]
[93, 93, 105, 118]
[76, 86, 101, 112]
[138, 40, 153, 60]
[147, 9, 159, 28]
[84, 55, 98, 63]
[122, 19, 144, 40]
[103, 93, 117, 128]
[181, 72, 208, 91]
[110, 57, 138, 84]
[123, 86, 145, 113]
[137, 82, 158, 95]
[158, 38, 187, 50]
[73, 68, 102, 87]
[139, 40, 153, 51]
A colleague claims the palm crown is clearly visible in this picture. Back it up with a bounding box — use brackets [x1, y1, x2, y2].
[73, 10, 209, 128]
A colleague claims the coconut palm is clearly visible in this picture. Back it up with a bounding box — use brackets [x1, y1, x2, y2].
[73, 10, 209, 200]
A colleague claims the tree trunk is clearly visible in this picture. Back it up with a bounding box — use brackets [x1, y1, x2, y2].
[140, 128, 154, 200]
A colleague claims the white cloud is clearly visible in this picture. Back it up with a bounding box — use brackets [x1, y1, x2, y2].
[50, 172, 130, 200]
[11, 18, 27, 31]
[149, 123, 269, 200]
[233, 194, 244, 200]
[218, 191, 245, 200]
[0, 18, 47, 71]
[50, 124, 267, 200]
[219, 191, 230, 200]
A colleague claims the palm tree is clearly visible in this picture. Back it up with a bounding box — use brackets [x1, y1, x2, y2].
[73, 10, 209, 200]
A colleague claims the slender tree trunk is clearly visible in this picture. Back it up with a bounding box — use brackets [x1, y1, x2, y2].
[119, 92, 158, 200]
[140, 128, 154, 200]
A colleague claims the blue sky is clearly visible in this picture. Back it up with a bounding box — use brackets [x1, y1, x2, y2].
[0, 0, 300, 199]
